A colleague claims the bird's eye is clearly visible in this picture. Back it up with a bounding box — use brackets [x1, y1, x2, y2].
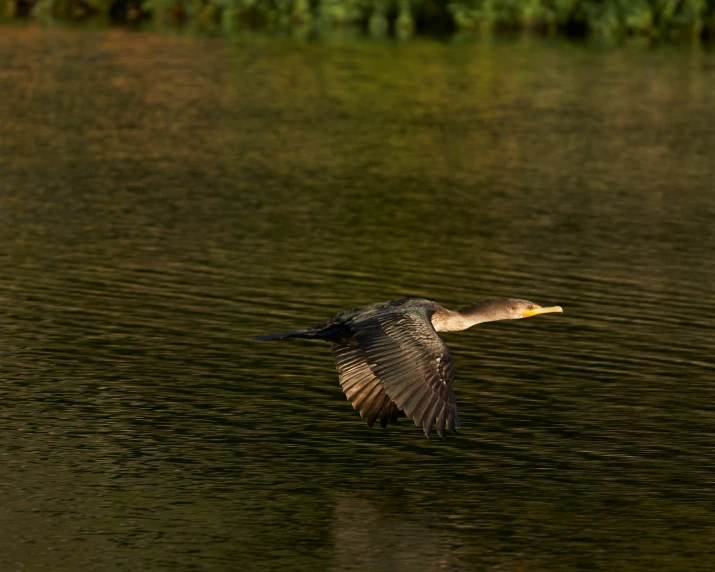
[527, 304, 533, 310]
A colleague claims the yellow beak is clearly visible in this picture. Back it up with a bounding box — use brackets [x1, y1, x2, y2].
[522, 305, 563, 318]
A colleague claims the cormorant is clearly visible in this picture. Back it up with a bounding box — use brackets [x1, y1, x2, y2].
[253, 297, 562, 438]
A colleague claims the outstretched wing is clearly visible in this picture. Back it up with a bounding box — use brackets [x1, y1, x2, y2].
[332, 342, 404, 428]
[346, 307, 460, 438]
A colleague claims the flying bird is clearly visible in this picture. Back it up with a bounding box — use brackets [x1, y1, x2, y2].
[253, 297, 562, 438]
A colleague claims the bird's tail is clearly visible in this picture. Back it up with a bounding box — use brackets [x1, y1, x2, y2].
[252, 326, 339, 342]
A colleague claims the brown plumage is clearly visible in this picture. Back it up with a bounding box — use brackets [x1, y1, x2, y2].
[253, 297, 562, 438]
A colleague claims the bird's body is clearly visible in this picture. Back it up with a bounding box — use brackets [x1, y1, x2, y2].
[253, 297, 562, 438]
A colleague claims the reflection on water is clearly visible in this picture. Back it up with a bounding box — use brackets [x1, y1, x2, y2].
[2, 27, 715, 571]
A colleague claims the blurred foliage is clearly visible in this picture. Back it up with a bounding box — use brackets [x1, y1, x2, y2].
[448, 0, 715, 39]
[3, 0, 715, 39]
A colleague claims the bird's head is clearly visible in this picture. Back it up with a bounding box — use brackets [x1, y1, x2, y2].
[509, 298, 563, 320]
[458, 298, 563, 324]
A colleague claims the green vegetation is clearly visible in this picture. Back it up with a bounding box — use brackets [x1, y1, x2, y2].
[3, 0, 715, 39]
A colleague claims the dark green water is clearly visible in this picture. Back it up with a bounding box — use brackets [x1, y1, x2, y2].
[2, 27, 715, 571]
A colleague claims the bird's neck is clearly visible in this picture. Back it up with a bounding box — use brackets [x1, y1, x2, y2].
[431, 307, 486, 333]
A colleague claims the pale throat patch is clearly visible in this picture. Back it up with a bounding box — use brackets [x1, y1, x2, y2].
[431, 309, 470, 333]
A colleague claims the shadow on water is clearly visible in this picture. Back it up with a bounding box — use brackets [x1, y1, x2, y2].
[2, 26, 715, 571]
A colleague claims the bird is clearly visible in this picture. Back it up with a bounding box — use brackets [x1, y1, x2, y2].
[253, 297, 563, 438]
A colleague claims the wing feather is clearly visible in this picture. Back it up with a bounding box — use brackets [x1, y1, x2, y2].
[346, 306, 459, 438]
[332, 342, 405, 429]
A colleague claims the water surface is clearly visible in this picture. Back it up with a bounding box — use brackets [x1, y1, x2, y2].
[2, 27, 715, 571]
